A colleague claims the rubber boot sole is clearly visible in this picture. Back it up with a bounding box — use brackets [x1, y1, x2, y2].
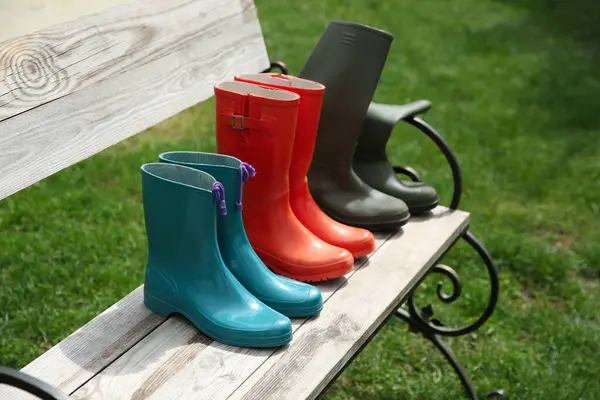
[268, 264, 351, 283]
[256, 249, 354, 283]
[351, 242, 376, 259]
[144, 290, 292, 348]
[407, 199, 440, 215]
[275, 303, 324, 318]
[320, 206, 411, 232]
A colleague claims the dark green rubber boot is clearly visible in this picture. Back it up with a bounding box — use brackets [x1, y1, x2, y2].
[354, 102, 440, 214]
[299, 21, 410, 231]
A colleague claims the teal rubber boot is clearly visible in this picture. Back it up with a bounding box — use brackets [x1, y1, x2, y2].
[159, 151, 323, 317]
[141, 163, 293, 347]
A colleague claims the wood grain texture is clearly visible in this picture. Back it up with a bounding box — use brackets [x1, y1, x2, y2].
[0, 0, 131, 42]
[69, 232, 393, 399]
[230, 208, 469, 400]
[0, 0, 258, 121]
[0, 232, 394, 399]
[0, 0, 269, 201]
[0, 286, 166, 400]
[71, 316, 213, 400]
[70, 208, 469, 400]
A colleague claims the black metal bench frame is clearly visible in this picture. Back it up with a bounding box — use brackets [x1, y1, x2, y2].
[267, 61, 505, 400]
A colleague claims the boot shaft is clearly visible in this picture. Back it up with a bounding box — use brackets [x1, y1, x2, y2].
[353, 109, 392, 162]
[141, 163, 221, 269]
[158, 151, 251, 239]
[214, 81, 300, 205]
[234, 73, 325, 191]
[299, 21, 393, 171]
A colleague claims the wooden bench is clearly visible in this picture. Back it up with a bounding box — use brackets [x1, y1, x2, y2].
[0, 1, 502, 399]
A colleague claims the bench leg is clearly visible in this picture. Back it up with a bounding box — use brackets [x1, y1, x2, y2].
[388, 115, 507, 398]
[395, 309, 478, 399]
[395, 230, 506, 400]
[257, 63, 503, 397]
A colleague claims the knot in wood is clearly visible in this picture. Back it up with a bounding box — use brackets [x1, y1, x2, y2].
[0, 37, 69, 103]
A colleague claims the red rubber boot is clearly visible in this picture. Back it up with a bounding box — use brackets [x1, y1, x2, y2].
[235, 74, 375, 258]
[214, 81, 354, 282]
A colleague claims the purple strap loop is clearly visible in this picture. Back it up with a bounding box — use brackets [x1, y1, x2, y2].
[212, 182, 227, 216]
[236, 162, 256, 210]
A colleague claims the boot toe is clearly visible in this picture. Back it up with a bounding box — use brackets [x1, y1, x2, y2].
[260, 277, 324, 317]
[320, 248, 354, 275]
[298, 247, 354, 282]
[269, 317, 294, 340]
[192, 299, 293, 348]
[224, 313, 293, 347]
[259, 245, 354, 283]
[349, 229, 376, 258]
[243, 316, 293, 347]
[297, 286, 324, 316]
[330, 226, 376, 258]
[361, 191, 410, 228]
[399, 182, 439, 214]
[278, 285, 323, 317]
[328, 191, 410, 231]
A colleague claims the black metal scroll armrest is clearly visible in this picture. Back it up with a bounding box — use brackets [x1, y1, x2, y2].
[363, 100, 463, 210]
[263, 61, 289, 75]
[369, 102, 502, 399]
[0, 366, 69, 400]
[366, 100, 432, 125]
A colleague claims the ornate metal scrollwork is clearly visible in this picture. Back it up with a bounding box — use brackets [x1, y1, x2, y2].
[431, 264, 462, 303]
[393, 116, 499, 337]
[263, 61, 289, 75]
[393, 115, 505, 399]
[400, 230, 499, 337]
[0, 365, 68, 400]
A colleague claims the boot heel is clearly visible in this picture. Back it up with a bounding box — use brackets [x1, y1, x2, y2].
[144, 290, 177, 317]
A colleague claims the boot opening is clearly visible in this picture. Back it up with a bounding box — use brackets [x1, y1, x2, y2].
[217, 81, 299, 100]
[329, 20, 393, 40]
[142, 163, 215, 191]
[160, 152, 240, 168]
[237, 74, 324, 90]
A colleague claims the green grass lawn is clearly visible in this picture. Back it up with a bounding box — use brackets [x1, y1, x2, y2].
[1, 0, 600, 398]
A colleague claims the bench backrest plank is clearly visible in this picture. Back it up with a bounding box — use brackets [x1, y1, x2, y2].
[0, 0, 131, 42]
[0, 0, 269, 201]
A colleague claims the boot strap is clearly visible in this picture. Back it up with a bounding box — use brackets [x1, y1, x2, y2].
[219, 113, 266, 131]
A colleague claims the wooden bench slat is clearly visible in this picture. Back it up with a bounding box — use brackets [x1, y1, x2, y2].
[0, 287, 165, 399]
[0, 2, 478, 400]
[69, 233, 393, 399]
[0, 233, 392, 399]
[0, 0, 269, 201]
[229, 209, 469, 400]
[69, 208, 468, 400]
[0, 0, 258, 122]
[0, 0, 130, 42]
